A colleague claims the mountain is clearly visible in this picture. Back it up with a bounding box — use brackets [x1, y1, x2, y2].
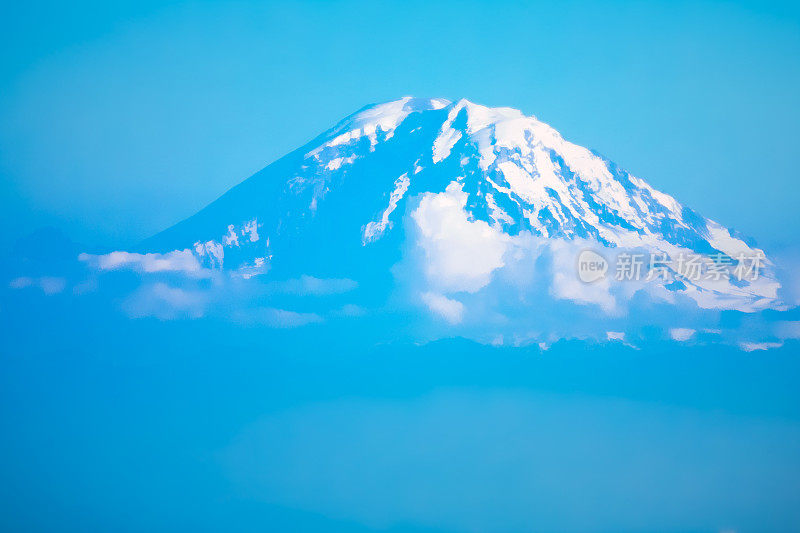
[143, 97, 781, 313]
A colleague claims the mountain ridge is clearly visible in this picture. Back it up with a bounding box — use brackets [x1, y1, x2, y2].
[141, 96, 781, 312]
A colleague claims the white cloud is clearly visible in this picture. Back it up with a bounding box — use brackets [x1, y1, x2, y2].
[71, 246, 361, 325]
[739, 341, 783, 352]
[411, 182, 509, 293]
[268, 275, 357, 296]
[121, 279, 327, 327]
[421, 292, 464, 324]
[233, 307, 323, 328]
[400, 202, 793, 347]
[123, 282, 207, 319]
[403, 188, 629, 338]
[9, 276, 66, 295]
[550, 241, 617, 313]
[774, 321, 800, 340]
[669, 328, 696, 342]
[80, 250, 203, 275]
[9, 277, 32, 289]
[74, 254, 354, 327]
[607, 331, 625, 341]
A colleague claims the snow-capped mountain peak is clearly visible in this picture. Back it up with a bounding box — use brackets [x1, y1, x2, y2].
[144, 97, 781, 313]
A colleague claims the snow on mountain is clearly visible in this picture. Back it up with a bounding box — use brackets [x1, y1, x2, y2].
[142, 96, 782, 314]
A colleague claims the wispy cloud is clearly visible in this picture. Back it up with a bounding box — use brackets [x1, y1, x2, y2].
[71, 250, 361, 327]
[232, 307, 323, 328]
[79, 250, 205, 275]
[9, 276, 66, 295]
[420, 291, 464, 324]
[739, 341, 784, 352]
[669, 328, 696, 342]
[266, 275, 357, 296]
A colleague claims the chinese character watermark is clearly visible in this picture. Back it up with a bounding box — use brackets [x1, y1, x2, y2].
[577, 249, 764, 283]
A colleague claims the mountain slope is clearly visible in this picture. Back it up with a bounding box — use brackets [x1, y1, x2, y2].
[143, 97, 781, 312]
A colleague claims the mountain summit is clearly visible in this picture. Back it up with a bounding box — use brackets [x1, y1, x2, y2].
[144, 97, 780, 313]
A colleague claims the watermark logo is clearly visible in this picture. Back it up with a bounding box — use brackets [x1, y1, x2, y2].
[578, 249, 608, 283]
[576, 250, 764, 283]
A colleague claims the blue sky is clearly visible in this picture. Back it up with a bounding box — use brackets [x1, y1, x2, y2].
[1, 0, 799, 251]
[3, 4, 800, 531]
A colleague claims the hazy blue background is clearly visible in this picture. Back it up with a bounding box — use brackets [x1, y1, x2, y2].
[2, 291, 800, 532]
[2, 2, 800, 532]
[1, 0, 799, 250]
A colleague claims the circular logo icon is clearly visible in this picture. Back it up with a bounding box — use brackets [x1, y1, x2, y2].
[577, 249, 608, 283]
